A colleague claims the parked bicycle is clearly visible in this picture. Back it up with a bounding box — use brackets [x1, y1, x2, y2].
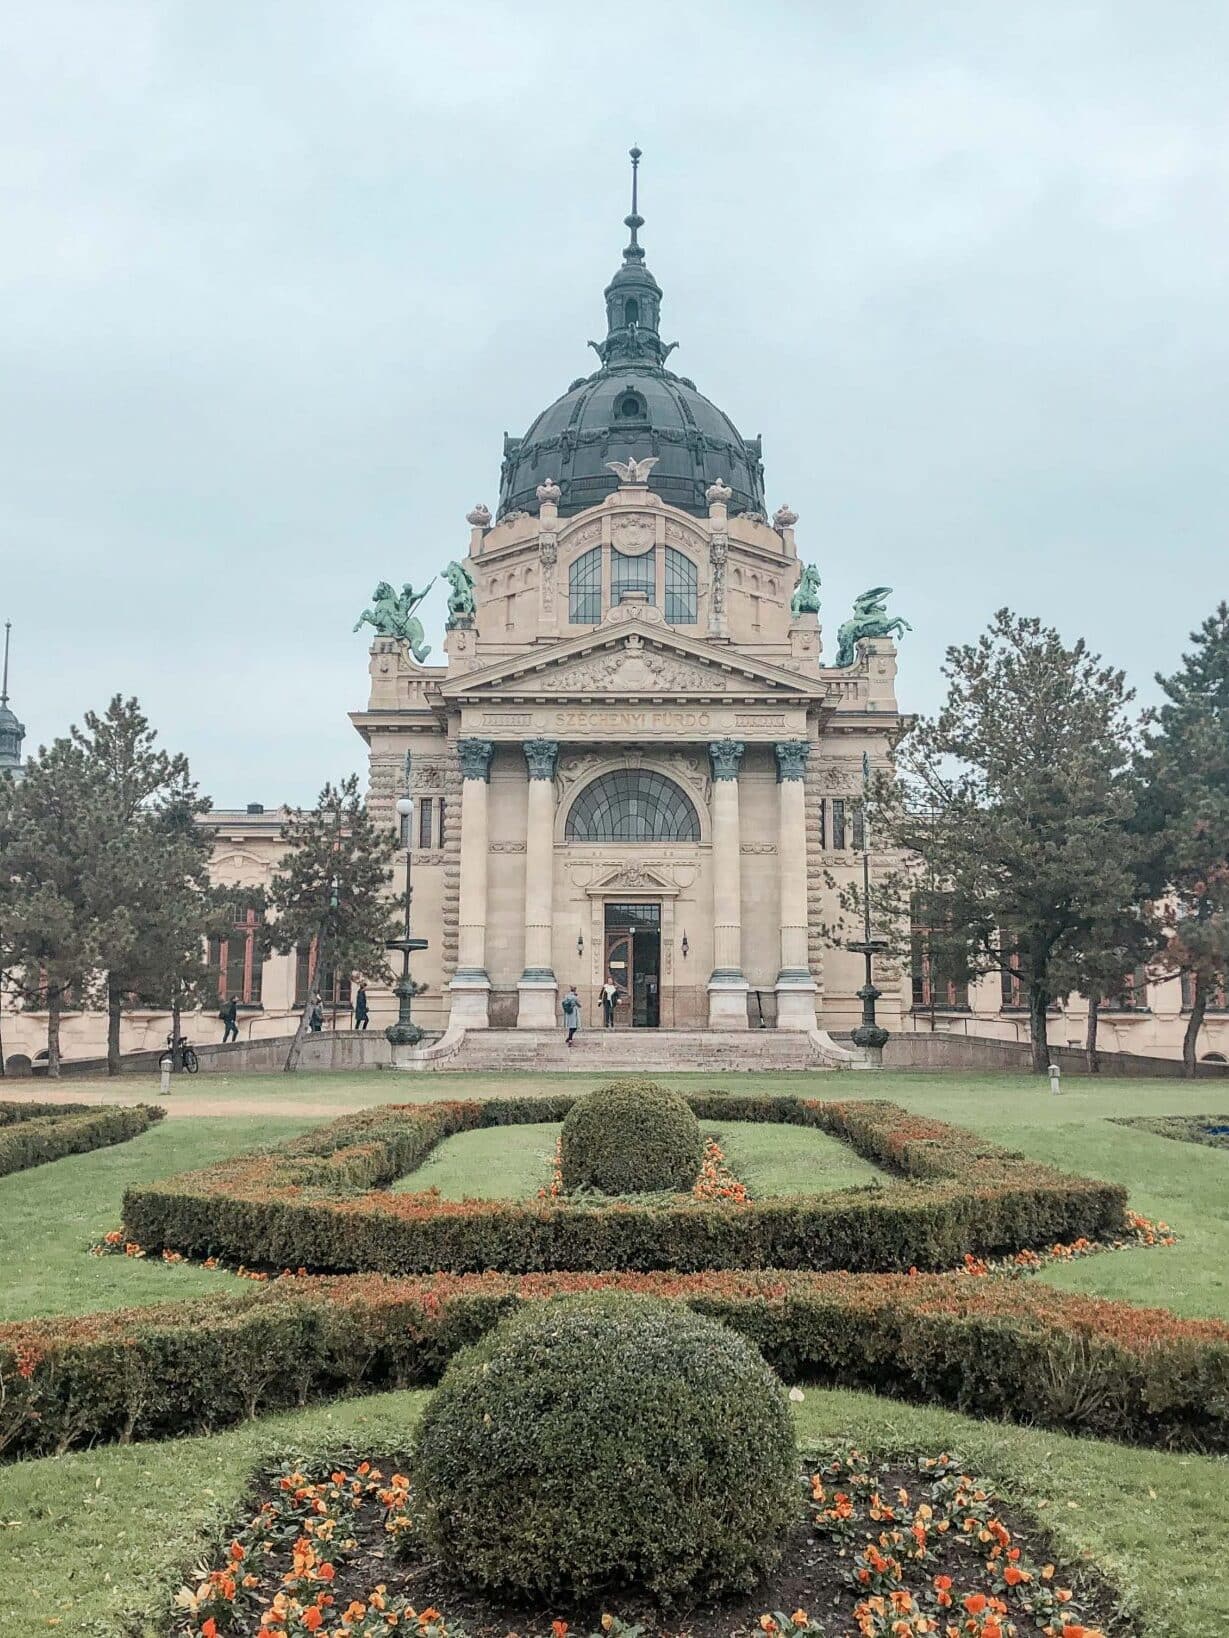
[158, 1033, 199, 1074]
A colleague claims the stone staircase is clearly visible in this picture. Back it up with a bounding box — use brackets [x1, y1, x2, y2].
[397, 1028, 863, 1073]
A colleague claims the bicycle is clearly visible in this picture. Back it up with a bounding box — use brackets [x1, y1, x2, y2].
[158, 1033, 199, 1074]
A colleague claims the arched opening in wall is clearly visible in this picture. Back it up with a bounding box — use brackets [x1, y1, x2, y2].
[565, 768, 700, 843]
[624, 298, 639, 326]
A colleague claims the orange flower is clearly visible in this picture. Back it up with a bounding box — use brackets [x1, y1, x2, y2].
[302, 1610, 323, 1633]
[760, 1618, 779, 1634]
[229, 1541, 245, 1562]
[552, 1623, 569, 1638]
[963, 1593, 988, 1615]
[319, 1563, 336, 1582]
[201, 1622, 218, 1638]
[790, 1612, 809, 1628]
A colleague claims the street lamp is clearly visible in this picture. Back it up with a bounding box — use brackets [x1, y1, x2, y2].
[386, 777, 428, 1047]
[848, 755, 889, 1055]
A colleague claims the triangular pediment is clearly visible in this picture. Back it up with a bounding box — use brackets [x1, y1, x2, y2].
[440, 614, 825, 703]
[585, 862, 681, 898]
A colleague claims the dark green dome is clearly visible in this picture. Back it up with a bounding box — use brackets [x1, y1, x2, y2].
[498, 151, 766, 522]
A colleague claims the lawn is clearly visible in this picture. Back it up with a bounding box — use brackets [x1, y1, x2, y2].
[0, 1383, 1222, 1638]
[2, 1068, 1227, 1638]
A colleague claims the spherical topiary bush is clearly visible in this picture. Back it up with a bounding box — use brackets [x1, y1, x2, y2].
[559, 1076, 704, 1194]
[412, 1293, 797, 1603]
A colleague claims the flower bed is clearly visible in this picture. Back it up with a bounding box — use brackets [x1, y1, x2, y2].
[170, 1451, 1120, 1638]
[1112, 1113, 1229, 1151]
[0, 1100, 164, 1178]
[119, 1096, 1127, 1278]
[3, 1269, 1225, 1459]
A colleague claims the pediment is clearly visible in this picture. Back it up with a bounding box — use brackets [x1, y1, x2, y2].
[440, 615, 824, 703]
[584, 862, 681, 898]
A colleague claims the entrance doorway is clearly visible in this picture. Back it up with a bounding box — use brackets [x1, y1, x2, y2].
[603, 902, 661, 1028]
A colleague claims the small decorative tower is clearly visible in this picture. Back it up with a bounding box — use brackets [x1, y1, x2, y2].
[0, 622, 25, 782]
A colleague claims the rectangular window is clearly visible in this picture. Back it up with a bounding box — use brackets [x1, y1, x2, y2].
[817, 799, 826, 850]
[612, 546, 655, 605]
[399, 809, 411, 848]
[208, 905, 264, 1006]
[909, 892, 969, 1011]
[1107, 965, 1150, 1011]
[851, 803, 866, 851]
[1000, 937, 1026, 1009]
[437, 796, 446, 846]
[419, 796, 434, 850]
[830, 799, 847, 850]
[664, 546, 698, 623]
[568, 546, 602, 623]
[1181, 971, 1229, 1011]
[294, 941, 351, 1009]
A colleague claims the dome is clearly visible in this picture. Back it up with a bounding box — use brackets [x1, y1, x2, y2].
[498, 152, 766, 522]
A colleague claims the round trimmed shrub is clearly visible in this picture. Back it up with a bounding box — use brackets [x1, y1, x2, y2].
[559, 1076, 703, 1194]
[412, 1293, 797, 1602]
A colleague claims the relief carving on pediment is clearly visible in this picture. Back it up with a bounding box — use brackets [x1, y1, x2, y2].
[533, 636, 727, 696]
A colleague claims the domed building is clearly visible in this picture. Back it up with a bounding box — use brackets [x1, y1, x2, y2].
[344, 153, 911, 1063]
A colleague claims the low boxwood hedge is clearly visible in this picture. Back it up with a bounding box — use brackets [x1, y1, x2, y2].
[0, 1102, 164, 1178]
[1, 1269, 1224, 1460]
[120, 1094, 1127, 1277]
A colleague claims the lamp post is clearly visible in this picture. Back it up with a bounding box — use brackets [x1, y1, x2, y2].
[848, 754, 889, 1054]
[386, 775, 428, 1047]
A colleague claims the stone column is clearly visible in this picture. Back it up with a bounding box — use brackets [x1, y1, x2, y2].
[707, 737, 749, 1029]
[449, 737, 493, 1028]
[517, 737, 559, 1028]
[774, 740, 818, 1031]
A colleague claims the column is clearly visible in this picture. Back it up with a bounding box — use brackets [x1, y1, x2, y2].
[450, 737, 493, 1028]
[774, 740, 818, 1031]
[517, 738, 559, 1028]
[707, 738, 749, 1029]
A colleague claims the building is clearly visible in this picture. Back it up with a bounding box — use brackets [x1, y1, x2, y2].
[0, 623, 25, 784]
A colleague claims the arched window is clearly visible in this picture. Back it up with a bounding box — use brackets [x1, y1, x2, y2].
[624, 298, 639, 326]
[566, 769, 701, 842]
[665, 547, 697, 623]
[569, 546, 602, 623]
[612, 546, 655, 605]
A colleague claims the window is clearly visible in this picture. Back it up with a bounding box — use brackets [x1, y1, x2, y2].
[1106, 965, 1151, 1011]
[817, 800, 826, 850]
[566, 769, 700, 843]
[208, 904, 263, 1006]
[910, 893, 969, 1011]
[419, 796, 435, 850]
[851, 803, 866, 851]
[1000, 937, 1026, 1009]
[294, 941, 352, 1009]
[618, 390, 646, 417]
[664, 547, 697, 624]
[569, 546, 602, 623]
[624, 299, 639, 327]
[1181, 971, 1229, 1011]
[830, 799, 847, 850]
[612, 547, 655, 605]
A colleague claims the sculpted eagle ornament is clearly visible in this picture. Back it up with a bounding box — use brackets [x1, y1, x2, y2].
[605, 454, 659, 485]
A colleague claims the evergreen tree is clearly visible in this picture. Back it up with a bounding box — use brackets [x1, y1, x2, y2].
[0, 740, 102, 1076]
[879, 609, 1142, 1071]
[263, 775, 399, 1071]
[1137, 603, 1229, 1075]
[73, 697, 212, 1075]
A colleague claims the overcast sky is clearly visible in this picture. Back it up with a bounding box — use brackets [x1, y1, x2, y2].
[2, 3, 1226, 806]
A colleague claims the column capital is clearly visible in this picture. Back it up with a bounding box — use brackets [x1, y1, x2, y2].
[523, 737, 559, 780]
[457, 738, 494, 782]
[774, 739, 811, 782]
[708, 737, 745, 781]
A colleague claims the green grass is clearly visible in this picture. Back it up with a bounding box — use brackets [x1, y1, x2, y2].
[395, 1120, 561, 1199]
[1, 1383, 1223, 1638]
[0, 1116, 320, 1322]
[711, 1119, 885, 1194]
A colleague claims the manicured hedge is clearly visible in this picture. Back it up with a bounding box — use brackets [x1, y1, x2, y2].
[1, 1270, 1224, 1460]
[0, 1102, 164, 1178]
[121, 1095, 1127, 1277]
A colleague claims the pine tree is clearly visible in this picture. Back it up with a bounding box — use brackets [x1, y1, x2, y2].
[73, 697, 212, 1075]
[879, 609, 1142, 1071]
[263, 775, 399, 1071]
[1137, 603, 1229, 1075]
[0, 740, 102, 1076]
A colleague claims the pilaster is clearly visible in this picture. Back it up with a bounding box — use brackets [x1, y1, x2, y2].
[707, 736, 748, 1029]
[517, 737, 560, 1028]
[774, 739, 818, 1031]
[450, 737, 494, 1028]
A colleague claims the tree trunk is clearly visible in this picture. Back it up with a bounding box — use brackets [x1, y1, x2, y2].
[106, 980, 123, 1077]
[171, 987, 182, 1060]
[46, 986, 62, 1079]
[1183, 974, 1206, 1079]
[1027, 979, 1050, 1074]
[283, 939, 323, 1073]
[1085, 991, 1101, 1075]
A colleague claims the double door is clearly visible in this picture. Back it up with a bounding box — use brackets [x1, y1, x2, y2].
[602, 901, 661, 1028]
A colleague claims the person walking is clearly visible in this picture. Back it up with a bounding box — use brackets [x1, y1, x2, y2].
[561, 985, 581, 1047]
[354, 983, 370, 1030]
[220, 996, 239, 1044]
[599, 978, 620, 1029]
[308, 993, 324, 1033]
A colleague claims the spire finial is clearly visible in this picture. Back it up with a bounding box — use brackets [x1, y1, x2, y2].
[623, 144, 644, 261]
[1, 621, 9, 708]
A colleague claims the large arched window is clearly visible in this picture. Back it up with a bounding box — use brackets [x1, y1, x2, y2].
[665, 546, 698, 623]
[565, 769, 701, 842]
[569, 546, 602, 623]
